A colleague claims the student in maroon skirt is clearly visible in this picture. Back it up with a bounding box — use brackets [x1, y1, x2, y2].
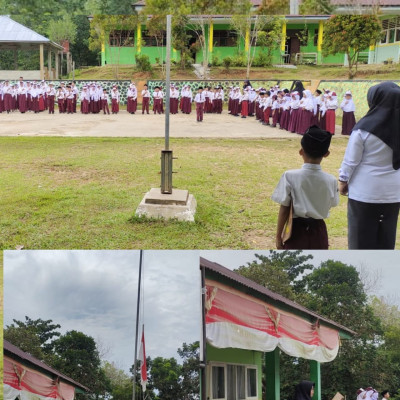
[325, 92, 338, 135]
[262, 91, 272, 126]
[47, 83, 56, 114]
[240, 88, 249, 118]
[153, 86, 163, 114]
[194, 87, 205, 122]
[296, 90, 314, 135]
[288, 92, 300, 133]
[111, 86, 120, 114]
[141, 84, 150, 114]
[340, 91, 356, 135]
[311, 89, 322, 127]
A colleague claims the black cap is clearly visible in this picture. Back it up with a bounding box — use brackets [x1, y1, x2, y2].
[301, 125, 332, 158]
[198, 86, 203, 90]
[316, 89, 322, 95]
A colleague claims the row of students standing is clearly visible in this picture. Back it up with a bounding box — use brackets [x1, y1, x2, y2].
[229, 84, 356, 136]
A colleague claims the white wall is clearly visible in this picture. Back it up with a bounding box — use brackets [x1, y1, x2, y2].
[0, 70, 41, 80]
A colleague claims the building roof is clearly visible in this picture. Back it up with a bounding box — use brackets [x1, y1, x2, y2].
[200, 257, 356, 337]
[0, 16, 63, 49]
[4, 340, 89, 392]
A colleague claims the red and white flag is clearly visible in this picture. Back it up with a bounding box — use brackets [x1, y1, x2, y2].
[138, 330, 147, 392]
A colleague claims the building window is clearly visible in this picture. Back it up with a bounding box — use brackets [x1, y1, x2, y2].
[141, 30, 166, 47]
[213, 30, 237, 47]
[247, 368, 257, 398]
[211, 364, 257, 400]
[381, 17, 400, 44]
[212, 366, 225, 400]
[109, 30, 135, 47]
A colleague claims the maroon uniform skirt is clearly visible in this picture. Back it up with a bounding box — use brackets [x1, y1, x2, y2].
[272, 109, 279, 126]
[19, 94, 27, 112]
[325, 109, 336, 134]
[81, 99, 89, 114]
[249, 101, 255, 116]
[288, 108, 300, 133]
[263, 106, 272, 124]
[341, 111, 356, 135]
[279, 110, 289, 130]
[296, 109, 313, 135]
[283, 218, 329, 249]
[142, 97, 150, 114]
[241, 100, 248, 117]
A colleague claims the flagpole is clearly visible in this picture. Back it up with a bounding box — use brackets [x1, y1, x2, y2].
[133, 250, 143, 400]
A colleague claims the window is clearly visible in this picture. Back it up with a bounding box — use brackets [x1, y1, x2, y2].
[211, 364, 257, 400]
[212, 366, 225, 400]
[247, 368, 257, 398]
[141, 30, 166, 47]
[213, 30, 237, 47]
[381, 17, 400, 44]
[109, 30, 135, 47]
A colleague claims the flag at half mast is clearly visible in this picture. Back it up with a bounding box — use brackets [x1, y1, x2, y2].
[138, 330, 147, 392]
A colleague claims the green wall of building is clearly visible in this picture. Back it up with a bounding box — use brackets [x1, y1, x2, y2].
[207, 344, 263, 400]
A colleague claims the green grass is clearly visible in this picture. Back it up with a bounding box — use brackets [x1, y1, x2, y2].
[0, 136, 382, 250]
[71, 63, 400, 81]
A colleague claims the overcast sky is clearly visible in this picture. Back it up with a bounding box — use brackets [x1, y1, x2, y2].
[4, 250, 400, 374]
[3, 250, 201, 373]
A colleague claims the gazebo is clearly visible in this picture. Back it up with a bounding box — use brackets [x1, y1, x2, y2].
[200, 258, 356, 400]
[0, 15, 66, 80]
[3, 340, 89, 400]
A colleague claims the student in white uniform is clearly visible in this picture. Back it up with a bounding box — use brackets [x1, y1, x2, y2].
[340, 90, 356, 135]
[272, 126, 339, 249]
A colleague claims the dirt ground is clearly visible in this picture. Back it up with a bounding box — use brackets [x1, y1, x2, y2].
[0, 110, 345, 138]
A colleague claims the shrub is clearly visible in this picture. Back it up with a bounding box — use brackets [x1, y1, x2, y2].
[135, 54, 152, 72]
[253, 52, 272, 67]
[232, 54, 246, 67]
[222, 56, 233, 70]
[211, 55, 222, 67]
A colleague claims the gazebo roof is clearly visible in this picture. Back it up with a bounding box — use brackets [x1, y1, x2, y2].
[0, 16, 63, 50]
[4, 340, 89, 392]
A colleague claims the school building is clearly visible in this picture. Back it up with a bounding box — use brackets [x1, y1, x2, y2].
[4, 340, 89, 400]
[199, 258, 355, 400]
[100, 7, 400, 66]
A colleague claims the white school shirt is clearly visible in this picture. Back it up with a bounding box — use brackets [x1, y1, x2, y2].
[47, 87, 56, 96]
[271, 99, 279, 110]
[170, 89, 179, 99]
[194, 93, 205, 103]
[263, 96, 272, 109]
[18, 85, 27, 95]
[111, 90, 119, 101]
[101, 93, 110, 103]
[80, 91, 89, 101]
[153, 91, 162, 99]
[271, 163, 339, 219]
[339, 129, 400, 203]
[326, 98, 338, 110]
[300, 97, 313, 111]
[340, 98, 355, 112]
[142, 89, 150, 98]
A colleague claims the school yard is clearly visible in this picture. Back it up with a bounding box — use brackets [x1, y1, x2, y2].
[1, 111, 399, 250]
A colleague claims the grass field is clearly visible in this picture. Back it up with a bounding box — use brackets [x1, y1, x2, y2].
[73, 63, 400, 81]
[0, 136, 364, 250]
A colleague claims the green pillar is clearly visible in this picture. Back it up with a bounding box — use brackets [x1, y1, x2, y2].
[310, 360, 321, 400]
[265, 348, 280, 400]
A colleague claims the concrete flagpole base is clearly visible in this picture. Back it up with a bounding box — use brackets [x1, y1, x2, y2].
[135, 188, 197, 222]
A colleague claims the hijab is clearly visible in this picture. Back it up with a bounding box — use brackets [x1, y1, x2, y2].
[295, 381, 315, 400]
[291, 80, 305, 98]
[353, 81, 400, 170]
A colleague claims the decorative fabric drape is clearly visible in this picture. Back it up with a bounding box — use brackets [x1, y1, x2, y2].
[4, 357, 76, 400]
[205, 280, 340, 363]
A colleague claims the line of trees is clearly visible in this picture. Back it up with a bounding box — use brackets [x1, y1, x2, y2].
[4, 316, 200, 400]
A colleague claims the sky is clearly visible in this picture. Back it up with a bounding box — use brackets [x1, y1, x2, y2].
[3, 250, 201, 373]
[3, 250, 400, 374]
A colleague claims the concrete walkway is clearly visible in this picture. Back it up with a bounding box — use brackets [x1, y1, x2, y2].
[0, 111, 346, 139]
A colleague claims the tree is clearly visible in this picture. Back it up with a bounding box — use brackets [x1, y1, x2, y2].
[6, 316, 61, 353]
[52, 330, 110, 395]
[4, 325, 46, 360]
[47, 14, 77, 45]
[234, 251, 314, 300]
[103, 361, 134, 400]
[299, 0, 335, 15]
[89, 14, 140, 78]
[322, 15, 382, 79]
[150, 357, 183, 400]
[257, 0, 289, 15]
[177, 342, 200, 400]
